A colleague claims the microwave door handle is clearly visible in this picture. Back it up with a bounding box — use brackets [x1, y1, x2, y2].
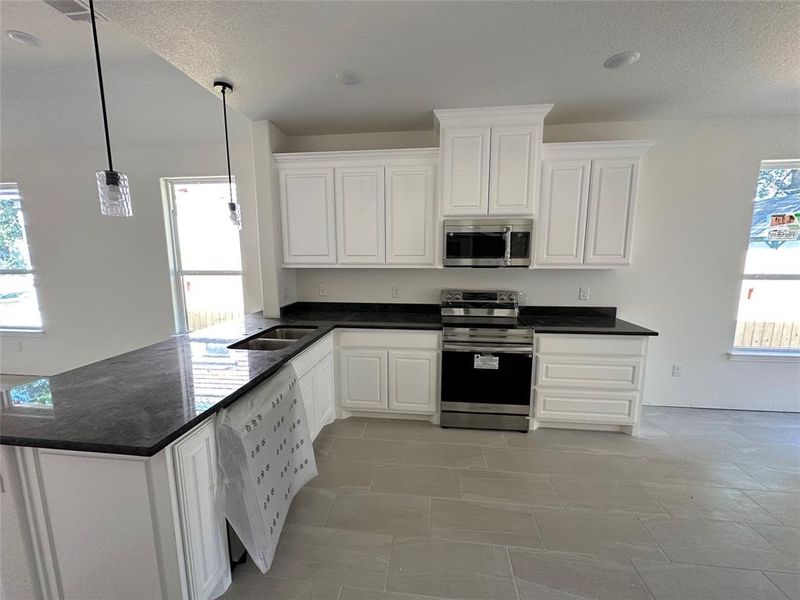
[503, 227, 512, 265]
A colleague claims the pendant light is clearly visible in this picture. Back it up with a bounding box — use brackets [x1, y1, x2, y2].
[214, 80, 241, 229]
[89, 0, 131, 217]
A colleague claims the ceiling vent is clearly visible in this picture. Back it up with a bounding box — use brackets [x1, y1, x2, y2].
[42, 0, 107, 22]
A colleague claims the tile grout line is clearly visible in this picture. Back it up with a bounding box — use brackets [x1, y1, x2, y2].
[629, 557, 658, 600]
[505, 546, 522, 600]
[634, 514, 672, 563]
[762, 570, 796, 600]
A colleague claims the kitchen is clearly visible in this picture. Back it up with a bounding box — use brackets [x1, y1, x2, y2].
[1, 2, 799, 600]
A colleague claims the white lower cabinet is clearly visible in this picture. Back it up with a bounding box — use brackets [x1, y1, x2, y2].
[314, 353, 336, 428]
[533, 334, 649, 434]
[340, 349, 388, 410]
[339, 330, 440, 415]
[172, 420, 230, 600]
[290, 333, 335, 439]
[388, 350, 439, 414]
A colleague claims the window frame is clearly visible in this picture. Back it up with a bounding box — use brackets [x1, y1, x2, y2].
[0, 182, 44, 333]
[162, 176, 243, 333]
[731, 159, 800, 358]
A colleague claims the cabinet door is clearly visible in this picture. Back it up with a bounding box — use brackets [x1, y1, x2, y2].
[335, 166, 386, 264]
[489, 124, 539, 215]
[313, 353, 336, 432]
[298, 371, 317, 440]
[536, 159, 591, 266]
[385, 163, 436, 265]
[584, 158, 638, 265]
[440, 126, 490, 216]
[388, 350, 438, 414]
[172, 420, 230, 600]
[339, 349, 388, 411]
[279, 168, 336, 264]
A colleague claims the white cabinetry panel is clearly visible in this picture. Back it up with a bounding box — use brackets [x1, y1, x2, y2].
[440, 126, 491, 216]
[585, 159, 637, 265]
[313, 353, 336, 430]
[280, 168, 336, 264]
[386, 164, 436, 265]
[339, 349, 388, 411]
[172, 421, 229, 600]
[535, 389, 638, 424]
[489, 124, 539, 215]
[335, 166, 386, 264]
[536, 160, 591, 265]
[388, 350, 438, 414]
[536, 355, 643, 390]
[298, 372, 317, 439]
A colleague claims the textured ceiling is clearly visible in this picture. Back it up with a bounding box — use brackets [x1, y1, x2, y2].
[0, 0, 251, 148]
[93, 0, 800, 135]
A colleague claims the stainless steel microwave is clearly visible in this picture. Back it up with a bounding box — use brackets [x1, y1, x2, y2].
[443, 219, 533, 267]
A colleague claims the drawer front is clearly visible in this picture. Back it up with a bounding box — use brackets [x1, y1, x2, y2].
[290, 333, 334, 379]
[338, 329, 440, 350]
[535, 388, 638, 424]
[536, 334, 645, 357]
[536, 354, 642, 390]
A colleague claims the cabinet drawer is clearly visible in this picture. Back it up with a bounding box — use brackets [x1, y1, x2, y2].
[290, 333, 334, 379]
[338, 329, 440, 350]
[536, 334, 645, 357]
[534, 388, 638, 425]
[536, 354, 642, 390]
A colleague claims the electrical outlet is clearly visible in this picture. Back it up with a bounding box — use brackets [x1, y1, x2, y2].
[672, 363, 683, 377]
[318, 284, 327, 297]
[16, 341, 23, 352]
[579, 287, 590, 301]
[391, 286, 400, 299]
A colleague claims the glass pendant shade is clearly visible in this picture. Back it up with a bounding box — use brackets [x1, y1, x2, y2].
[228, 201, 242, 229]
[96, 170, 132, 217]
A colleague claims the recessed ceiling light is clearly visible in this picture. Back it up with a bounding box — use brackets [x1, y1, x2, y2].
[603, 51, 640, 70]
[5, 30, 42, 47]
[334, 70, 361, 86]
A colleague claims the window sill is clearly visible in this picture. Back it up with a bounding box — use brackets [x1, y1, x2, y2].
[728, 350, 800, 363]
[0, 328, 44, 335]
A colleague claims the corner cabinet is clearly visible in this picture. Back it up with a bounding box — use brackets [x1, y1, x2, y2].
[338, 329, 440, 415]
[434, 105, 553, 217]
[535, 141, 655, 268]
[275, 149, 438, 268]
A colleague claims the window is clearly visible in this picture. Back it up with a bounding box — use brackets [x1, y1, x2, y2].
[734, 161, 800, 353]
[164, 177, 245, 332]
[0, 183, 43, 331]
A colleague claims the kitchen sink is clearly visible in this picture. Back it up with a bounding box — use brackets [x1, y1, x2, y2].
[228, 326, 317, 351]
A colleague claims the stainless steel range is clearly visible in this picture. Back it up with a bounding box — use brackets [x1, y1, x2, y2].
[440, 290, 533, 433]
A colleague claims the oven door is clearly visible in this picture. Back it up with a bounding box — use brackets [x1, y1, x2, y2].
[441, 344, 533, 415]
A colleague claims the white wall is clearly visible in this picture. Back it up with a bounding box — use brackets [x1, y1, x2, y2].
[0, 140, 259, 376]
[289, 117, 800, 412]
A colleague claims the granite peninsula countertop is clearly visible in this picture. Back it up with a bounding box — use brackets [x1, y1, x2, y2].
[0, 304, 657, 456]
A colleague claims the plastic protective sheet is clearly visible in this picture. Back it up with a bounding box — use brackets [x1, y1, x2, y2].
[215, 365, 317, 573]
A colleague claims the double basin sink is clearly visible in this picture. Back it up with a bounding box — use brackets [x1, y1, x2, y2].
[229, 326, 318, 352]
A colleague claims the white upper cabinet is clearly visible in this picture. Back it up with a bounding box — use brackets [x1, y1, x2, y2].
[435, 105, 552, 217]
[489, 123, 541, 215]
[386, 163, 436, 265]
[279, 168, 336, 264]
[335, 166, 386, 264]
[535, 141, 654, 268]
[536, 159, 591, 265]
[439, 126, 491, 216]
[584, 159, 638, 265]
[275, 149, 438, 268]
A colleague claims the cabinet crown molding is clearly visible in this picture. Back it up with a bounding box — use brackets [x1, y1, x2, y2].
[434, 104, 554, 128]
[274, 147, 438, 164]
[542, 139, 656, 159]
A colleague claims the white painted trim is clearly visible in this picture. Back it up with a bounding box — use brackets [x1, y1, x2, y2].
[727, 351, 800, 363]
[273, 148, 438, 164]
[543, 140, 657, 159]
[433, 104, 554, 128]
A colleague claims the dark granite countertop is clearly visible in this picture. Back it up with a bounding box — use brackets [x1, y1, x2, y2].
[0, 304, 656, 457]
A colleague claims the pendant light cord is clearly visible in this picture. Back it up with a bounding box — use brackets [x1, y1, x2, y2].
[89, 0, 113, 172]
[221, 86, 234, 206]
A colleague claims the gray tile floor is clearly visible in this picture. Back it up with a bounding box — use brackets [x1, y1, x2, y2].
[222, 406, 800, 600]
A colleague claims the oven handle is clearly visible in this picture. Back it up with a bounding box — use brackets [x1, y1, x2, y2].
[443, 343, 533, 354]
